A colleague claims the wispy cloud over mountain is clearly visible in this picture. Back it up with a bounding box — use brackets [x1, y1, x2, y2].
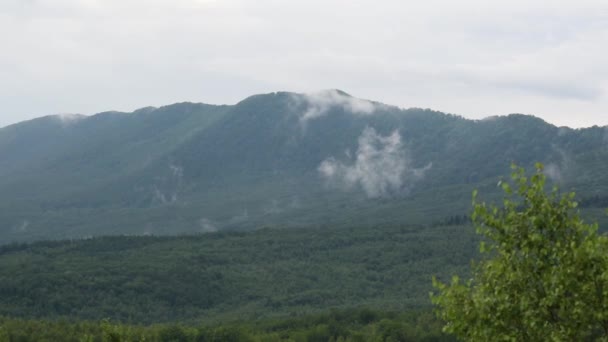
[319, 127, 431, 198]
[291, 90, 378, 124]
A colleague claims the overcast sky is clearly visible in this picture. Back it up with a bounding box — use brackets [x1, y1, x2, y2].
[1, 0, 607, 128]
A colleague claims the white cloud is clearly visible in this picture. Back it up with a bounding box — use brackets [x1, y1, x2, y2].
[0, 0, 607, 128]
[198, 218, 218, 233]
[54, 113, 85, 126]
[544, 163, 563, 183]
[293, 90, 378, 123]
[544, 146, 575, 183]
[319, 127, 430, 198]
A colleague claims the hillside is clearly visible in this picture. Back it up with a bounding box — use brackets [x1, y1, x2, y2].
[1, 90, 607, 242]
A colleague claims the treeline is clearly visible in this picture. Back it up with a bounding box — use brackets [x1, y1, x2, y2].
[0, 308, 455, 341]
[0, 224, 477, 323]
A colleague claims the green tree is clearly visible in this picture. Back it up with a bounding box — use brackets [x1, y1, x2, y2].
[432, 163, 608, 341]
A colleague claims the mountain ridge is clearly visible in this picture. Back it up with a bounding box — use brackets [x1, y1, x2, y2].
[1, 90, 607, 243]
[6, 89, 602, 132]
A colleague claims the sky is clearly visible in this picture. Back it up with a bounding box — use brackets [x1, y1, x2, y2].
[1, 0, 607, 128]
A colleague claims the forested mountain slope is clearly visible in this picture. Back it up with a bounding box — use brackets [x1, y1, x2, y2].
[1, 90, 607, 242]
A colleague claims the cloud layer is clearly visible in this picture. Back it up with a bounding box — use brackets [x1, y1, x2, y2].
[319, 127, 430, 198]
[1, 0, 607, 128]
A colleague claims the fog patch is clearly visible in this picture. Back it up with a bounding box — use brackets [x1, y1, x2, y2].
[292, 90, 379, 124]
[199, 218, 218, 233]
[151, 163, 184, 205]
[264, 200, 282, 215]
[13, 220, 29, 233]
[544, 163, 563, 183]
[229, 209, 249, 224]
[54, 114, 85, 127]
[544, 146, 573, 184]
[152, 185, 177, 205]
[318, 127, 431, 198]
[169, 163, 184, 179]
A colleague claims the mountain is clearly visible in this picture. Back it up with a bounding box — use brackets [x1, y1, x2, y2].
[1, 90, 607, 243]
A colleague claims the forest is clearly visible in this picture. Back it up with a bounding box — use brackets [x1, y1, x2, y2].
[0, 224, 476, 324]
[0, 222, 479, 340]
[0, 309, 455, 341]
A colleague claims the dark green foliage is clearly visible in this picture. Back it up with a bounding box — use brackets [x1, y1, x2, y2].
[0, 308, 455, 341]
[0, 224, 477, 323]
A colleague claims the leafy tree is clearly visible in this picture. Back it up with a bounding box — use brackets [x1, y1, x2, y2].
[432, 163, 608, 341]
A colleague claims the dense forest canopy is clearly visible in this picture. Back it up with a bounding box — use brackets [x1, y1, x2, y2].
[0, 224, 476, 323]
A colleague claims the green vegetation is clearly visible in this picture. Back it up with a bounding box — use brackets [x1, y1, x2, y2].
[433, 164, 608, 341]
[0, 309, 455, 341]
[0, 224, 476, 324]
